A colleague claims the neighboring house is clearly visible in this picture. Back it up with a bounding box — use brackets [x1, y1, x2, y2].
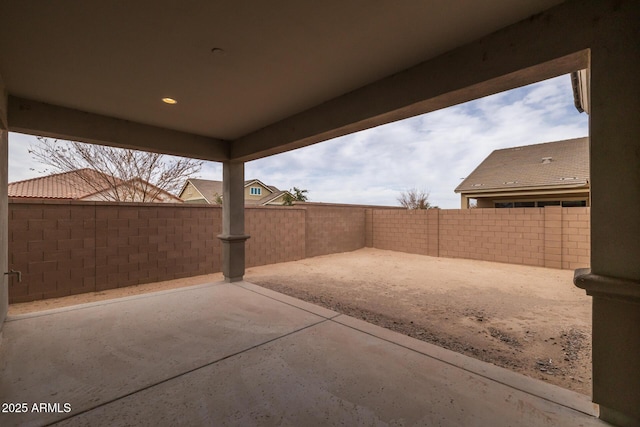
[8, 168, 182, 203]
[455, 137, 589, 209]
[179, 178, 293, 206]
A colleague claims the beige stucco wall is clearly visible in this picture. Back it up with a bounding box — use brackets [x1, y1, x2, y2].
[264, 193, 287, 205]
[244, 182, 271, 202]
[180, 181, 208, 203]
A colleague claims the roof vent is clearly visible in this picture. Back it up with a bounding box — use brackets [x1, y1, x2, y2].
[472, 183, 483, 187]
[541, 157, 553, 164]
[503, 181, 518, 185]
[560, 177, 578, 181]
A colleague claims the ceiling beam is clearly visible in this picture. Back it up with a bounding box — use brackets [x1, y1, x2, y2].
[7, 97, 230, 161]
[231, 0, 590, 162]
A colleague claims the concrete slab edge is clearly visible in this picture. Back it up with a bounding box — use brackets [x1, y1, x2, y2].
[6, 281, 228, 321]
[331, 314, 599, 418]
[234, 281, 340, 319]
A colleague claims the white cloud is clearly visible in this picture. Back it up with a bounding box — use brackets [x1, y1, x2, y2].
[247, 74, 587, 207]
[9, 74, 588, 208]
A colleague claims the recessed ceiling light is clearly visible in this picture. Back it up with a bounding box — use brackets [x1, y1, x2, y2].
[162, 97, 177, 105]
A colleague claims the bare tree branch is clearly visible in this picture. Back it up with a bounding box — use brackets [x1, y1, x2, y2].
[397, 188, 438, 209]
[30, 138, 203, 202]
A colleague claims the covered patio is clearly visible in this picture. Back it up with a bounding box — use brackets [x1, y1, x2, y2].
[1, 1, 639, 426]
[1, 280, 603, 426]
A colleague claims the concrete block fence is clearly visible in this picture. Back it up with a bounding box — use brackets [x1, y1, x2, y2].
[371, 206, 590, 270]
[8, 200, 589, 303]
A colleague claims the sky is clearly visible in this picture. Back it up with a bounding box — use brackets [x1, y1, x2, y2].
[8, 74, 588, 209]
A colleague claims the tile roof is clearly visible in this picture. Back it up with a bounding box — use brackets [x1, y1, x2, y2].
[8, 169, 120, 199]
[455, 137, 589, 193]
[8, 168, 181, 202]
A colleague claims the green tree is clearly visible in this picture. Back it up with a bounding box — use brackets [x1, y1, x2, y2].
[283, 187, 309, 206]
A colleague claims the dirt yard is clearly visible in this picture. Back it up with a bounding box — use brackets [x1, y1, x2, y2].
[9, 248, 592, 395]
[246, 248, 592, 395]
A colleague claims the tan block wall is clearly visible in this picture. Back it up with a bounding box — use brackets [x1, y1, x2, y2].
[8, 201, 366, 303]
[245, 206, 306, 267]
[371, 209, 439, 257]
[9, 200, 222, 303]
[8, 200, 590, 303]
[439, 208, 545, 266]
[304, 205, 366, 258]
[370, 207, 590, 270]
[561, 207, 590, 270]
[543, 206, 563, 269]
[364, 209, 373, 247]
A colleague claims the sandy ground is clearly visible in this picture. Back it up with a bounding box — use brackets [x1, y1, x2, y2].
[9, 248, 592, 395]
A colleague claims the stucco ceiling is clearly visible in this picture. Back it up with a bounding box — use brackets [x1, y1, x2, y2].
[0, 1, 564, 143]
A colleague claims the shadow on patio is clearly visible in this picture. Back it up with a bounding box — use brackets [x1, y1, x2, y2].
[0, 281, 605, 426]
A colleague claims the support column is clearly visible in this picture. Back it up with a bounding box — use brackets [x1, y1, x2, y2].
[218, 161, 249, 282]
[0, 73, 8, 333]
[0, 129, 7, 334]
[460, 195, 469, 209]
[573, 2, 640, 426]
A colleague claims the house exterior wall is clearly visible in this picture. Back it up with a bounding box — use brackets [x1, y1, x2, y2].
[264, 193, 287, 205]
[244, 182, 271, 202]
[179, 181, 208, 203]
[8, 200, 590, 303]
[476, 198, 493, 208]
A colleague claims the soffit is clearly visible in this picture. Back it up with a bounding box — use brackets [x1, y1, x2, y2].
[0, 1, 563, 141]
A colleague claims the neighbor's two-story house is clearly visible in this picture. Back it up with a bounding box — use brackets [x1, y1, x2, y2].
[455, 137, 589, 209]
[179, 178, 292, 206]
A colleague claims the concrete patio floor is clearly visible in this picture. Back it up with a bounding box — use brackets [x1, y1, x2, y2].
[0, 281, 607, 426]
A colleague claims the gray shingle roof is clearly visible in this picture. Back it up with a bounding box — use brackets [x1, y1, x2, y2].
[185, 178, 224, 202]
[455, 137, 589, 193]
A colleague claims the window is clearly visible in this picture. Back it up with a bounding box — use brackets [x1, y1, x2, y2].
[562, 200, 587, 207]
[495, 202, 513, 208]
[250, 187, 262, 196]
[537, 201, 561, 207]
[514, 201, 535, 208]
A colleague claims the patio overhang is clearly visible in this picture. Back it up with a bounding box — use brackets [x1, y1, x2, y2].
[1, 1, 639, 425]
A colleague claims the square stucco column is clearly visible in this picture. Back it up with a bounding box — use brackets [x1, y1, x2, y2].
[0, 129, 7, 333]
[573, 2, 640, 426]
[460, 195, 469, 209]
[218, 161, 249, 282]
